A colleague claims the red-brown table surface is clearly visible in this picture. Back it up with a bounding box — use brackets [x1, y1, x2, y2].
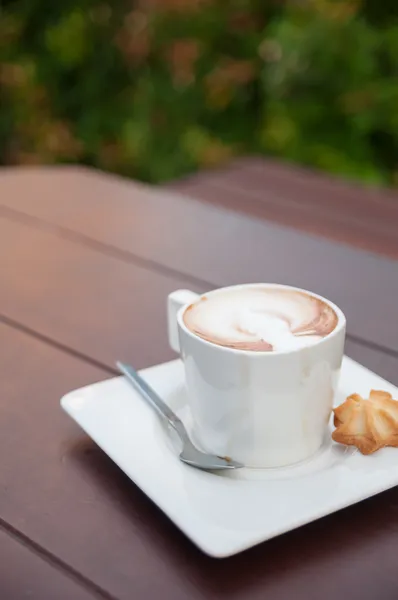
[1, 166, 398, 600]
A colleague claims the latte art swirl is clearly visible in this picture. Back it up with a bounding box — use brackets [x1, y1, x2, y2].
[183, 287, 338, 352]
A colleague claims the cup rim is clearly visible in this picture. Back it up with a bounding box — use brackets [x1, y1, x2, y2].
[177, 283, 346, 356]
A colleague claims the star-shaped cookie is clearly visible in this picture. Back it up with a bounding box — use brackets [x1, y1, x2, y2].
[332, 390, 398, 455]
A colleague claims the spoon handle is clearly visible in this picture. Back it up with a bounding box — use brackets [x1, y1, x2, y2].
[116, 361, 185, 435]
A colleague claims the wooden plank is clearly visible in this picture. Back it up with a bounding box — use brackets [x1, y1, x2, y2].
[345, 341, 398, 386]
[0, 168, 398, 353]
[166, 160, 398, 259]
[0, 529, 101, 600]
[236, 156, 398, 204]
[167, 172, 398, 258]
[167, 178, 398, 259]
[0, 217, 202, 370]
[1, 320, 398, 600]
[170, 156, 398, 217]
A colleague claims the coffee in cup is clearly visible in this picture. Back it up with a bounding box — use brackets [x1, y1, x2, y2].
[183, 285, 338, 352]
[168, 284, 346, 468]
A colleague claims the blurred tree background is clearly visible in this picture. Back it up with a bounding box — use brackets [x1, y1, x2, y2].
[1, 0, 398, 185]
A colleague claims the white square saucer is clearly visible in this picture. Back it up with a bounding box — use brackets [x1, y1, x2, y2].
[61, 356, 398, 557]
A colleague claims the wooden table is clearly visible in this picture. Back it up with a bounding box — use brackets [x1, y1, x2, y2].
[1, 166, 398, 600]
[166, 157, 398, 259]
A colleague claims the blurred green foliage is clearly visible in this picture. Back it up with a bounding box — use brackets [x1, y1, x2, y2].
[1, 0, 398, 185]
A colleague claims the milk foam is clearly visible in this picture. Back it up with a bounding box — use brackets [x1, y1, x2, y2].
[183, 287, 338, 352]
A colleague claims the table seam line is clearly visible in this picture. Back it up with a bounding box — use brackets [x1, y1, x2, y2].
[0, 518, 118, 600]
[0, 314, 118, 375]
[1, 312, 398, 372]
[0, 204, 215, 290]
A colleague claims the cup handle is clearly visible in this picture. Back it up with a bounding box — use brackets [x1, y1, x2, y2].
[168, 289, 201, 353]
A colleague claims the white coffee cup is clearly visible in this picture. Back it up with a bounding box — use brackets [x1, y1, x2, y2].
[168, 284, 346, 468]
